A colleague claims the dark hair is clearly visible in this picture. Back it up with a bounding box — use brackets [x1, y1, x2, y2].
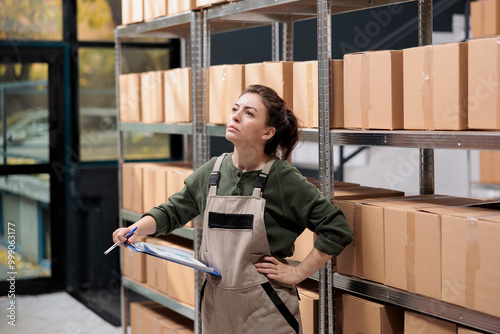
[240, 84, 301, 161]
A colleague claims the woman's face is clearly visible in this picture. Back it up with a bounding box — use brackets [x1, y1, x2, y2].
[225, 92, 275, 147]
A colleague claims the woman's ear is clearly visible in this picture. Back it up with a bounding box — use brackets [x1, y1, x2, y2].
[262, 127, 276, 141]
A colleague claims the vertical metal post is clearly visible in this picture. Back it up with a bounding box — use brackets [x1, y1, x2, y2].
[203, 9, 211, 157]
[418, 0, 434, 195]
[115, 31, 129, 334]
[191, 10, 204, 334]
[181, 38, 188, 68]
[2, 87, 7, 165]
[318, 0, 333, 333]
[282, 21, 294, 62]
[272, 22, 280, 62]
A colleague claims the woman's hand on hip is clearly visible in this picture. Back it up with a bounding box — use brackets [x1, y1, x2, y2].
[255, 256, 304, 285]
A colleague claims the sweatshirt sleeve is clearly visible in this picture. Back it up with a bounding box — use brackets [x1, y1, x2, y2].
[275, 163, 353, 256]
[142, 157, 216, 237]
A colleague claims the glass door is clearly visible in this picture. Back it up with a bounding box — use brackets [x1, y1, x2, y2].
[0, 46, 67, 294]
[0, 62, 52, 281]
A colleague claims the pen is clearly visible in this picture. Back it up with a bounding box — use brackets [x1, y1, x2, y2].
[104, 227, 138, 255]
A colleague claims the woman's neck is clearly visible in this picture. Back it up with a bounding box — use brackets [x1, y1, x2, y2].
[232, 148, 269, 172]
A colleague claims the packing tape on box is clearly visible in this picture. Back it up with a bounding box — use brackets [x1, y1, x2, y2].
[422, 46, 434, 130]
[405, 211, 416, 293]
[465, 218, 479, 309]
[353, 203, 364, 278]
[360, 53, 370, 129]
[307, 62, 315, 127]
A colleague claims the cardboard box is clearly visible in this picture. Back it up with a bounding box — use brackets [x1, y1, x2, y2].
[119, 74, 141, 122]
[293, 61, 318, 128]
[173, 329, 195, 334]
[404, 311, 456, 334]
[244, 62, 265, 87]
[344, 50, 403, 129]
[264, 61, 294, 111]
[384, 205, 443, 299]
[130, 301, 159, 334]
[168, 0, 196, 15]
[121, 163, 133, 211]
[159, 318, 194, 334]
[298, 284, 319, 334]
[208, 64, 245, 124]
[342, 294, 404, 334]
[122, 163, 148, 213]
[471, 0, 500, 39]
[291, 187, 403, 266]
[336, 195, 482, 287]
[119, 75, 129, 122]
[480, 150, 500, 184]
[122, 236, 148, 282]
[292, 59, 343, 129]
[166, 236, 196, 307]
[468, 37, 500, 130]
[141, 71, 164, 123]
[155, 238, 171, 295]
[144, 0, 168, 21]
[196, 0, 227, 7]
[332, 59, 344, 129]
[403, 43, 468, 130]
[333, 186, 405, 201]
[154, 166, 169, 205]
[146, 237, 161, 290]
[131, 301, 192, 334]
[122, 0, 143, 25]
[143, 164, 163, 211]
[458, 327, 485, 334]
[441, 208, 500, 317]
[164, 68, 192, 123]
[166, 167, 191, 198]
[382, 197, 484, 299]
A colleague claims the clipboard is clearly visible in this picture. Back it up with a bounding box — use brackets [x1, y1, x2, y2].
[127, 241, 221, 276]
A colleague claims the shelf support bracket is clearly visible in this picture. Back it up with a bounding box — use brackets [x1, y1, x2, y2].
[318, 0, 334, 333]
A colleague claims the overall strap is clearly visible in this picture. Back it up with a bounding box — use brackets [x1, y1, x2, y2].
[252, 157, 277, 198]
[208, 153, 228, 196]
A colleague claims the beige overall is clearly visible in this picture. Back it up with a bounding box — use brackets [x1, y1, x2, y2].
[199, 154, 302, 334]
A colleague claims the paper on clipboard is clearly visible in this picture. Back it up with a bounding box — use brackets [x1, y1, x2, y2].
[127, 241, 221, 276]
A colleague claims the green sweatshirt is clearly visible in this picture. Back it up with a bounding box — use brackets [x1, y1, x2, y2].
[144, 153, 353, 258]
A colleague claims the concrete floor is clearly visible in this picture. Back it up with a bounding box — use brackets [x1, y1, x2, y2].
[0, 292, 126, 334]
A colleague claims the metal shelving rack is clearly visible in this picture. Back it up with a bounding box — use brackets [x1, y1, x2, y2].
[114, 10, 204, 334]
[114, 1, 500, 333]
[202, 1, 500, 334]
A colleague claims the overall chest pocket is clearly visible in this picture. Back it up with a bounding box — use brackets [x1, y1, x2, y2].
[208, 212, 254, 229]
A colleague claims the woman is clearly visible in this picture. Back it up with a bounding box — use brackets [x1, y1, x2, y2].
[112, 84, 353, 334]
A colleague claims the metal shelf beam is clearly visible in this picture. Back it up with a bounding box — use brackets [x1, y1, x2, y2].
[120, 122, 193, 135]
[209, 125, 500, 150]
[333, 273, 500, 334]
[116, 12, 193, 38]
[204, 0, 416, 34]
[331, 130, 500, 150]
[122, 277, 195, 320]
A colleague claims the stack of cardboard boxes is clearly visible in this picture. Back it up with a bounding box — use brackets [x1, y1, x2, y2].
[121, 161, 193, 222]
[122, 0, 242, 24]
[299, 192, 500, 333]
[119, 36, 500, 133]
[130, 301, 194, 334]
[119, 68, 192, 124]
